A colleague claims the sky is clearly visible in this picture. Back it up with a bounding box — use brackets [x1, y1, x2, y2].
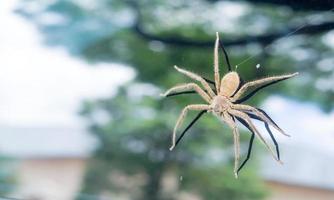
[0, 0, 134, 157]
[0, 0, 135, 127]
[0, 0, 334, 159]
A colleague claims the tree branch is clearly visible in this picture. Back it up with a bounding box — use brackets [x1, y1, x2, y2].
[127, 0, 334, 48]
[133, 21, 334, 48]
[208, 0, 334, 11]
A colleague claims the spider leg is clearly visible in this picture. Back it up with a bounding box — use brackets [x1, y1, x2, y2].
[174, 65, 216, 97]
[161, 83, 212, 103]
[228, 109, 281, 163]
[256, 107, 287, 137]
[165, 90, 197, 97]
[166, 90, 219, 97]
[231, 72, 299, 102]
[217, 34, 232, 72]
[170, 104, 210, 151]
[235, 75, 297, 104]
[203, 77, 216, 86]
[235, 116, 255, 175]
[165, 89, 219, 98]
[232, 104, 289, 137]
[222, 112, 240, 178]
[264, 123, 280, 160]
[214, 32, 221, 93]
[174, 110, 207, 148]
[246, 112, 281, 161]
[164, 78, 217, 98]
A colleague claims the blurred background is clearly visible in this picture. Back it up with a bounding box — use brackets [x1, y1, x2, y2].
[1, 0, 334, 199]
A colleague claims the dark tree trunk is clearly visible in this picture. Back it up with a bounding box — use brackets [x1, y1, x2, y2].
[143, 166, 164, 200]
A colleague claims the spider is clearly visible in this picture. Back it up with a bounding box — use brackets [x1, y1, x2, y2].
[161, 32, 298, 178]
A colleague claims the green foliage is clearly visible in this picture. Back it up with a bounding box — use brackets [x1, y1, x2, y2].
[182, 165, 267, 200]
[0, 157, 17, 195]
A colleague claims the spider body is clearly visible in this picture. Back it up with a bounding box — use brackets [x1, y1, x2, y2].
[211, 95, 231, 114]
[161, 32, 298, 178]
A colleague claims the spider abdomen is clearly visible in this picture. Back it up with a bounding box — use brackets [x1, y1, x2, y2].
[220, 72, 240, 97]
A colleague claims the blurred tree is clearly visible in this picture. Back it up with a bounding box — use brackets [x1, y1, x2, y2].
[17, 0, 334, 199]
[0, 157, 16, 196]
[78, 85, 266, 200]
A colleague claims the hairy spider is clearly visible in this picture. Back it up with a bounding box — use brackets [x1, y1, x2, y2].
[161, 32, 298, 178]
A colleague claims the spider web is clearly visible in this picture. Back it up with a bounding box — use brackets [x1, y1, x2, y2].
[235, 7, 334, 68]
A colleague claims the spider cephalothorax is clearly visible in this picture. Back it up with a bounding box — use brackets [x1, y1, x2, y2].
[161, 32, 298, 178]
